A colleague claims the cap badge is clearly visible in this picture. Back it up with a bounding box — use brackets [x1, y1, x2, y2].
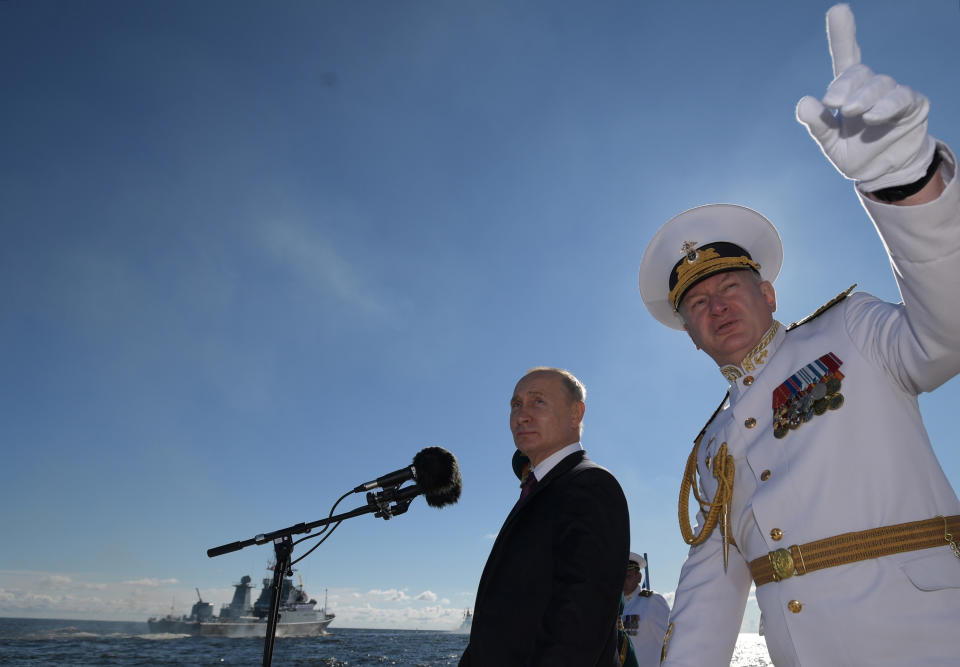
[680, 240, 699, 263]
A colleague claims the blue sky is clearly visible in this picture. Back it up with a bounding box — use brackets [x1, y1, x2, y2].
[2, 0, 959, 630]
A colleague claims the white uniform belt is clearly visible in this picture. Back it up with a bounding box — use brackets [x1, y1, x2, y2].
[750, 515, 960, 586]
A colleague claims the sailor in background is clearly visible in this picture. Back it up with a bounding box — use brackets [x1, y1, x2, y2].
[620, 552, 669, 667]
[638, 4, 960, 666]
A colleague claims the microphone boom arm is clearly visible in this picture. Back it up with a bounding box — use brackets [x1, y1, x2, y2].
[206, 484, 423, 558]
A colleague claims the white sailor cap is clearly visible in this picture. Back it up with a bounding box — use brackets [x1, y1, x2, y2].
[638, 203, 783, 330]
[627, 552, 646, 570]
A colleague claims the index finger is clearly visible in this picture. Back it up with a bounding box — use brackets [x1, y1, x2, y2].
[826, 4, 861, 78]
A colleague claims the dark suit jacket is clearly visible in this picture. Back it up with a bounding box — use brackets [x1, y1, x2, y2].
[460, 450, 630, 666]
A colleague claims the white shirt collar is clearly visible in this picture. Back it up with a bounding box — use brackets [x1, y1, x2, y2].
[530, 442, 582, 481]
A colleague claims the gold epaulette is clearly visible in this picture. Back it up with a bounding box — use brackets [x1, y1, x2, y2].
[787, 284, 857, 332]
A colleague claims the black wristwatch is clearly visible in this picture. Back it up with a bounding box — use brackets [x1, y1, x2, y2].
[870, 150, 943, 203]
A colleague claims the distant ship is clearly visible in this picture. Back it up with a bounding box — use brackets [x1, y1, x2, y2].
[452, 609, 472, 634]
[147, 567, 334, 638]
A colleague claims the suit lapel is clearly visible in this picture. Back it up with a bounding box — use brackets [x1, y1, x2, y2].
[476, 450, 588, 604]
[500, 450, 585, 529]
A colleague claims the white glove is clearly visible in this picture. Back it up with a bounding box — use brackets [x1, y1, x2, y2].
[795, 3, 935, 192]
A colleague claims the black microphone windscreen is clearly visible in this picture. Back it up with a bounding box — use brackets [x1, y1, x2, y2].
[412, 447, 457, 493]
[413, 447, 462, 508]
[424, 479, 461, 508]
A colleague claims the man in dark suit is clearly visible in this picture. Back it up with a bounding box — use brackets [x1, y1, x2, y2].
[460, 367, 630, 666]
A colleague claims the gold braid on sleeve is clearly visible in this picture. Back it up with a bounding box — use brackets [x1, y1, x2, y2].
[678, 438, 734, 547]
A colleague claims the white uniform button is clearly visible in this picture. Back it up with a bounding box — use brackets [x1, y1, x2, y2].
[760, 470, 771, 482]
[788, 600, 803, 613]
[745, 417, 757, 429]
[743, 376, 755, 386]
[770, 528, 783, 541]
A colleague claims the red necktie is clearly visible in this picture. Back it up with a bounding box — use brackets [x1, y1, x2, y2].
[519, 473, 537, 501]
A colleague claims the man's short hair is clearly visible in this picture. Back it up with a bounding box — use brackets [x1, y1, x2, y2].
[522, 366, 586, 403]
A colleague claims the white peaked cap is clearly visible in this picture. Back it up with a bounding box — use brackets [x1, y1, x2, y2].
[638, 203, 783, 330]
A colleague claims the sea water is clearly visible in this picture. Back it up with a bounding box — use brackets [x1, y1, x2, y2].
[0, 618, 772, 666]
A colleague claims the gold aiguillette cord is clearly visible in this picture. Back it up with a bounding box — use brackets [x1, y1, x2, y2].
[678, 439, 735, 570]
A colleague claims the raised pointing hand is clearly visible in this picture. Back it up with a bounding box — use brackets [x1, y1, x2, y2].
[795, 4, 934, 191]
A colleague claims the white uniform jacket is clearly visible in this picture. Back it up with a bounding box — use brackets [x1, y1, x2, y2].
[664, 144, 960, 667]
[622, 589, 670, 667]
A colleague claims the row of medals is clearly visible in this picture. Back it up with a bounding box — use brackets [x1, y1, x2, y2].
[772, 375, 844, 439]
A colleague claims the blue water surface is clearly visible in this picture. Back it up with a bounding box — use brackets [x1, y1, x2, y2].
[0, 618, 468, 666]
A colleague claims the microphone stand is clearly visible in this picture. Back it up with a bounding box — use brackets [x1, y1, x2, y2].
[207, 484, 422, 667]
[262, 536, 292, 665]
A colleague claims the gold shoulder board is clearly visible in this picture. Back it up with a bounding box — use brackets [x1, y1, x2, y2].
[786, 284, 857, 332]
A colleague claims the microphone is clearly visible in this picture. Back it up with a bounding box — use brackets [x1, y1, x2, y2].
[353, 465, 416, 493]
[355, 446, 462, 508]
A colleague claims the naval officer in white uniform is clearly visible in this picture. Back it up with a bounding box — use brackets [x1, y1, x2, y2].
[620, 552, 670, 667]
[638, 5, 960, 665]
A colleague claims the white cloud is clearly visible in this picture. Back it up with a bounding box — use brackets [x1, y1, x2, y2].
[0, 571, 199, 621]
[367, 588, 410, 602]
[259, 219, 387, 316]
[122, 578, 179, 587]
[315, 587, 471, 629]
[330, 600, 465, 630]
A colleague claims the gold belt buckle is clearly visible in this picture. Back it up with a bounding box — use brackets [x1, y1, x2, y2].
[769, 548, 795, 582]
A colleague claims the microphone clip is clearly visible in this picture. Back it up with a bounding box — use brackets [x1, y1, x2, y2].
[365, 483, 419, 520]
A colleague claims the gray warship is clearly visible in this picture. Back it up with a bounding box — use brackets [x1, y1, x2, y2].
[452, 608, 472, 634]
[147, 568, 334, 637]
